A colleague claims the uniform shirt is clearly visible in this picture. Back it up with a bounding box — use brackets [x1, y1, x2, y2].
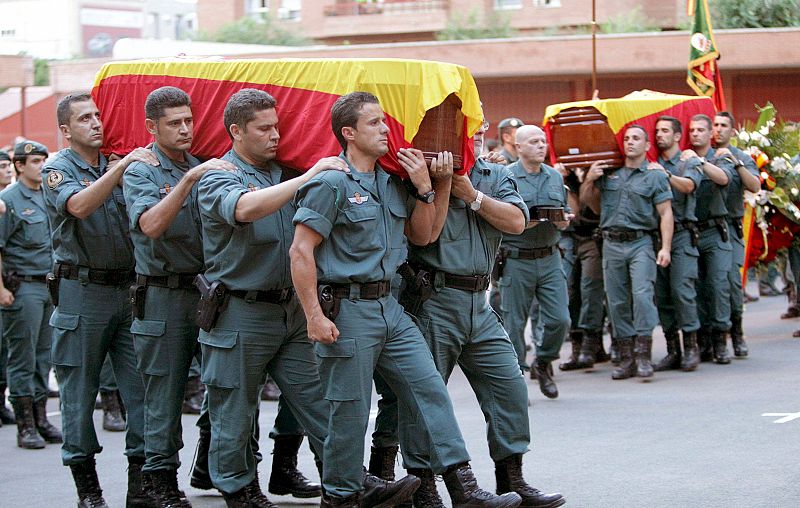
[725, 145, 759, 219]
[409, 158, 528, 276]
[197, 149, 297, 291]
[501, 161, 567, 249]
[293, 154, 416, 284]
[658, 152, 703, 223]
[41, 148, 134, 270]
[123, 144, 204, 276]
[499, 148, 518, 164]
[694, 147, 734, 221]
[596, 161, 672, 231]
[0, 182, 52, 275]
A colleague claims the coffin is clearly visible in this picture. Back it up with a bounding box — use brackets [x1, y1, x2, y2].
[547, 106, 622, 171]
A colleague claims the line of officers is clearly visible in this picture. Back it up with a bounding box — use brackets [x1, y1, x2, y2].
[1, 86, 576, 508]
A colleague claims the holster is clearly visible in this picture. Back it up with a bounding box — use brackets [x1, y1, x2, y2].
[652, 231, 662, 254]
[1, 272, 20, 294]
[591, 228, 604, 251]
[129, 283, 147, 320]
[397, 263, 434, 315]
[733, 220, 743, 239]
[46, 272, 60, 306]
[317, 284, 341, 321]
[687, 223, 700, 248]
[716, 220, 729, 243]
[194, 274, 227, 332]
[491, 247, 509, 283]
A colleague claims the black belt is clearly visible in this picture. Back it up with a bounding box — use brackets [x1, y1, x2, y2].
[601, 229, 651, 242]
[228, 288, 294, 304]
[514, 245, 557, 260]
[673, 221, 697, 232]
[17, 275, 48, 283]
[696, 217, 727, 231]
[329, 281, 391, 300]
[443, 273, 490, 292]
[136, 274, 197, 290]
[55, 263, 134, 286]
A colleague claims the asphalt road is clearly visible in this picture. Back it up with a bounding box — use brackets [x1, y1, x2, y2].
[1, 282, 799, 507]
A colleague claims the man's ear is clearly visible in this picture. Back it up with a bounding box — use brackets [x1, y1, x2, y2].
[145, 118, 157, 136]
[229, 123, 242, 142]
[341, 126, 356, 143]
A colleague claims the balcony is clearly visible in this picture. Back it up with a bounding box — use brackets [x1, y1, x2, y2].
[323, 1, 448, 17]
[316, 0, 449, 41]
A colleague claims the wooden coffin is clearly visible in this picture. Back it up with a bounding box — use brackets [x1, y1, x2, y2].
[413, 93, 464, 169]
[549, 106, 623, 171]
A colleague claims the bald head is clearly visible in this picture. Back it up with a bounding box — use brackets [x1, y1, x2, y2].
[515, 125, 548, 168]
[515, 125, 545, 144]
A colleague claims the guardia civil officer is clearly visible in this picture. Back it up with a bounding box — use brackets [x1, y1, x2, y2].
[0, 151, 14, 428]
[123, 86, 235, 506]
[713, 112, 761, 357]
[581, 125, 674, 380]
[498, 125, 571, 399]
[42, 93, 157, 508]
[497, 117, 524, 164]
[0, 140, 61, 449]
[291, 91, 522, 508]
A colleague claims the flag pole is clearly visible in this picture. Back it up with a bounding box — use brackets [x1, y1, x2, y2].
[591, 0, 597, 97]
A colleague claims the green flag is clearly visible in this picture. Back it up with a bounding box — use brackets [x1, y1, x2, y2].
[687, 0, 726, 110]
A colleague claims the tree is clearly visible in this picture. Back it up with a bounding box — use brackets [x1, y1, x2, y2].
[194, 14, 308, 46]
[599, 6, 660, 34]
[710, 0, 800, 29]
[437, 8, 515, 40]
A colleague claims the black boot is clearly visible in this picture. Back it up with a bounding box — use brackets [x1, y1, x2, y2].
[635, 336, 654, 378]
[362, 469, 420, 508]
[10, 396, 46, 449]
[730, 313, 749, 357]
[557, 331, 583, 371]
[680, 331, 700, 372]
[146, 468, 192, 508]
[268, 435, 321, 498]
[223, 476, 278, 508]
[127, 456, 151, 507]
[101, 390, 126, 432]
[594, 334, 611, 363]
[494, 454, 565, 508]
[712, 329, 731, 364]
[33, 397, 63, 443]
[611, 337, 636, 380]
[654, 328, 681, 372]
[320, 491, 361, 507]
[0, 384, 16, 424]
[698, 328, 713, 362]
[576, 331, 601, 368]
[368, 444, 399, 481]
[260, 378, 281, 401]
[190, 428, 214, 490]
[407, 468, 445, 508]
[70, 457, 109, 508]
[443, 462, 522, 508]
[609, 337, 621, 365]
[182, 376, 204, 415]
[532, 359, 558, 399]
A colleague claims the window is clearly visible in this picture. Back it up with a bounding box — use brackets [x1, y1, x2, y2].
[278, 0, 301, 21]
[494, 0, 522, 9]
[247, 0, 270, 15]
[533, 0, 561, 7]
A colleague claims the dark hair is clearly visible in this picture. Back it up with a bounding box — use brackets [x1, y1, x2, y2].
[656, 115, 682, 136]
[145, 86, 191, 122]
[626, 124, 649, 141]
[223, 88, 277, 141]
[56, 93, 93, 127]
[690, 114, 713, 130]
[715, 111, 736, 126]
[331, 91, 380, 150]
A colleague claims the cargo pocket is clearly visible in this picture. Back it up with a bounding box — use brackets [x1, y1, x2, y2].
[314, 338, 360, 401]
[198, 329, 240, 388]
[131, 319, 169, 376]
[49, 312, 81, 367]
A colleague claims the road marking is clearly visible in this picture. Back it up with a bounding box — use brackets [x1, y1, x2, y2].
[762, 412, 800, 424]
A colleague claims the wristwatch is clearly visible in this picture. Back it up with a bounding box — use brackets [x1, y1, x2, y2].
[666, 171, 672, 179]
[470, 190, 484, 211]
[416, 189, 436, 204]
[698, 156, 706, 164]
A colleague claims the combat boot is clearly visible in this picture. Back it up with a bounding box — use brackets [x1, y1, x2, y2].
[494, 454, 565, 508]
[531, 359, 558, 399]
[711, 329, 731, 364]
[611, 337, 636, 380]
[557, 330, 583, 371]
[70, 457, 109, 508]
[260, 378, 281, 401]
[223, 475, 278, 507]
[320, 491, 361, 507]
[10, 396, 46, 449]
[698, 328, 713, 362]
[190, 428, 214, 490]
[146, 468, 192, 508]
[0, 384, 16, 424]
[609, 336, 621, 365]
[730, 312, 749, 357]
[100, 390, 126, 432]
[268, 435, 321, 498]
[576, 331, 602, 368]
[368, 444, 399, 480]
[127, 456, 151, 507]
[635, 336, 654, 378]
[594, 334, 610, 363]
[407, 468, 445, 508]
[362, 469, 420, 508]
[443, 462, 522, 508]
[680, 331, 700, 372]
[182, 376, 204, 415]
[33, 397, 63, 443]
[654, 328, 681, 372]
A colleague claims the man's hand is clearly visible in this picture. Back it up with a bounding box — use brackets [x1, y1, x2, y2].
[554, 162, 569, 178]
[554, 212, 574, 230]
[0, 287, 14, 307]
[398, 148, 432, 192]
[680, 149, 698, 162]
[715, 147, 732, 160]
[585, 160, 606, 183]
[451, 173, 478, 203]
[648, 161, 668, 176]
[111, 147, 159, 172]
[307, 313, 339, 344]
[657, 248, 671, 268]
[187, 158, 237, 183]
[0, 199, 6, 215]
[428, 151, 453, 181]
[480, 151, 507, 165]
[307, 156, 349, 177]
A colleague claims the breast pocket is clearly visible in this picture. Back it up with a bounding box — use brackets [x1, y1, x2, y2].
[249, 214, 281, 245]
[341, 204, 382, 251]
[19, 213, 50, 248]
[546, 190, 565, 206]
[163, 201, 193, 241]
[442, 199, 468, 242]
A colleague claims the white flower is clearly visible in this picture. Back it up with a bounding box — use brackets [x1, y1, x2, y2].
[791, 188, 798, 196]
[739, 131, 751, 143]
[759, 126, 769, 136]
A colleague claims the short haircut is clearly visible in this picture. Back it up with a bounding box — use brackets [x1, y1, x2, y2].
[223, 88, 277, 140]
[715, 111, 736, 126]
[690, 114, 713, 130]
[626, 124, 649, 141]
[331, 91, 380, 150]
[56, 93, 93, 127]
[145, 86, 191, 122]
[656, 115, 682, 136]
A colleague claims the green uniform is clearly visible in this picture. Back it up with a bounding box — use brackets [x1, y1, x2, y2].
[196, 149, 327, 495]
[596, 162, 672, 338]
[655, 154, 704, 333]
[406, 158, 531, 462]
[694, 149, 734, 332]
[498, 162, 570, 367]
[0, 182, 53, 405]
[725, 146, 759, 317]
[123, 143, 209, 473]
[293, 155, 471, 498]
[569, 199, 604, 334]
[41, 148, 145, 465]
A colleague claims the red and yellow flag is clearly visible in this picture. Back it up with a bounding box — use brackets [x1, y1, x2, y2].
[687, 0, 726, 111]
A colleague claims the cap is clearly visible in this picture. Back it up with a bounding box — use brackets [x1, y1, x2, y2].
[13, 140, 48, 159]
[0, 151, 11, 163]
[497, 117, 525, 130]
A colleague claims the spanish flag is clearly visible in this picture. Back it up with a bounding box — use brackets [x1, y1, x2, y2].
[687, 0, 726, 111]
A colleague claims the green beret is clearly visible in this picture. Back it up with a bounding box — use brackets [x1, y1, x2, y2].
[14, 140, 48, 159]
